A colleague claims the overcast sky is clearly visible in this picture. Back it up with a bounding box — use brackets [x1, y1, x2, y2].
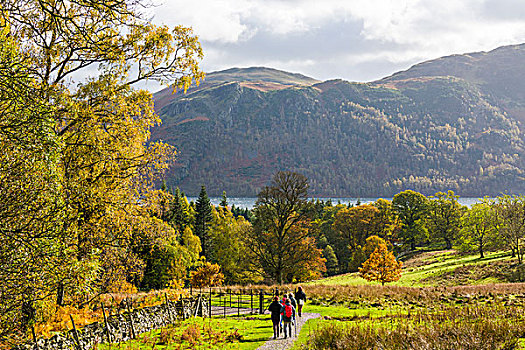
[148, 0, 525, 85]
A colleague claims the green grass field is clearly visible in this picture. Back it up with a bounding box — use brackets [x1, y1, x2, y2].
[98, 314, 272, 350]
[306, 249, 513, 287]
[99, 249, 525, 349]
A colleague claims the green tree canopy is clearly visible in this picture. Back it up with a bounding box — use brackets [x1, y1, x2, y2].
[427, 191, 464, 249]
[392, 190, 429, 250]
[458, 201, 500, 258]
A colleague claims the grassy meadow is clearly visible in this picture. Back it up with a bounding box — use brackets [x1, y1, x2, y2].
[93, 249, 525, 349]
[293, 249, 525, 349]
[306, 249, 513, 287]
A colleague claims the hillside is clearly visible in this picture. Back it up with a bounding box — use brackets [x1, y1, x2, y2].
[152, 45, 525, 197]
[307, 250, 515, 287]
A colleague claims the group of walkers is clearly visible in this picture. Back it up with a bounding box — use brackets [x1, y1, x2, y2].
[267, 286, 307, 339]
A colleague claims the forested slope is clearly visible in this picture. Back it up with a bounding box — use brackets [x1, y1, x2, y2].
[152, 46, 525, 197]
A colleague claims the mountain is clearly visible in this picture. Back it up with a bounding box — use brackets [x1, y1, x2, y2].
[379, 44, 525, 128]
[152, 46, 525, 197]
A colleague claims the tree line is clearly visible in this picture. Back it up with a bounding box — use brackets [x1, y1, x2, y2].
[156, 174, 525, 288]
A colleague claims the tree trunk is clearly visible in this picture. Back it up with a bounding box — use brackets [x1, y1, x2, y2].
[56, 282, 64, 306]
[445, 238, 452, 250]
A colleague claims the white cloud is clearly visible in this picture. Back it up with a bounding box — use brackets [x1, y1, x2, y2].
[150, 0, 525, 82]
[152, 0, 253, 43]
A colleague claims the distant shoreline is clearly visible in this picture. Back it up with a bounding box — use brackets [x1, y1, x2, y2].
[187, 197, 483, 209]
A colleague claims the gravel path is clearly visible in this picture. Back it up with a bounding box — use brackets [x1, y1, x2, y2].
[256, 312, 321, 350]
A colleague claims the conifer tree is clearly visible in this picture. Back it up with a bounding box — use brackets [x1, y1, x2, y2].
[168, 187, 192, 234]
[195, 185, 213, 259]
[220, 191, 228, 207]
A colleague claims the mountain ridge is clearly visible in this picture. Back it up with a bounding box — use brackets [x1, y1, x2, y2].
[152, 44, 525, 197]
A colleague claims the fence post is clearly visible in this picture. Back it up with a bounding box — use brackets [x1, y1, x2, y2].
[127, 302, 136, 339]
[250, 289, 253, 313]
[259, 290, 263, 315]
[209, 287, 212, 317]
[223, 292, 226, 318]
[32, 326, 38, 349]
[101, 303, 112, 343]
[165, 293, 173, 323]
[69, 315, 81, 350]
[237, 291, 240, 317]
[229, 289, 232, 308]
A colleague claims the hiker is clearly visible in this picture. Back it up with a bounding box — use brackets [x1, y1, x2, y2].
[268, 296, 282, 339]
[280, 298, 296, 338]
[279, 294, 287, 333]
[288, 292, 297, 309]
[295, 286, 307, 317]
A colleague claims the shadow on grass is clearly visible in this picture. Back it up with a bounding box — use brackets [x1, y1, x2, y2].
[415, 251, 512, 273]
[240, 337, 272, 343]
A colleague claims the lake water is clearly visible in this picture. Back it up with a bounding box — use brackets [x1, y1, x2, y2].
[188, 197, 483, 209]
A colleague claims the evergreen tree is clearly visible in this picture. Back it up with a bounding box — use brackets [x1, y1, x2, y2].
[220, 191, 228, 207]
[168, 187, 192, 234]
[195, 185, 213, 259]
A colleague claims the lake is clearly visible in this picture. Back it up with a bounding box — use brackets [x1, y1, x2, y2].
[187, 197, 483, 209]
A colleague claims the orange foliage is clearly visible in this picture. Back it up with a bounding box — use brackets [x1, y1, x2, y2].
[359, 244, 402, 286]
[190, 262, 224, 288]
[34, 306, 101, 338]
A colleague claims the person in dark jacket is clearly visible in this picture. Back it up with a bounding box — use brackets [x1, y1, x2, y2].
[288, 293, 297, 309]
[295, 286, 307, 317]
[280, 299, 296, 338]
[267, 296, 282, 339]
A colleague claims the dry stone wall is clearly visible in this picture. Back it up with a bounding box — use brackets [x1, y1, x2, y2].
[13, 296, 209, 350]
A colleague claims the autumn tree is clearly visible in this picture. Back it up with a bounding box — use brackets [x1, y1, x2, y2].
[332, 204, 382, 271]
[210, 207, 261, 284]
[362, 235, 390, 259]
[190, 262, 224, 289]
[247, 171, 323, 284]
[392, 190, 429, 250]
[427, 191, 463, 249]
[0, 25, 64, 339]
[359, 244, 402, 286]
[0, 0, 203, 339]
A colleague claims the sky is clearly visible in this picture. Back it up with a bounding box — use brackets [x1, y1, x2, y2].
[148, 0, 525, 85]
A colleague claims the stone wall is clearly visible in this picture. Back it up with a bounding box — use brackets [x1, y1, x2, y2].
[13, 296, 209, 350]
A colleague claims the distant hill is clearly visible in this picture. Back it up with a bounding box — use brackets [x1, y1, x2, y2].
[152, 45, 525, 197]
